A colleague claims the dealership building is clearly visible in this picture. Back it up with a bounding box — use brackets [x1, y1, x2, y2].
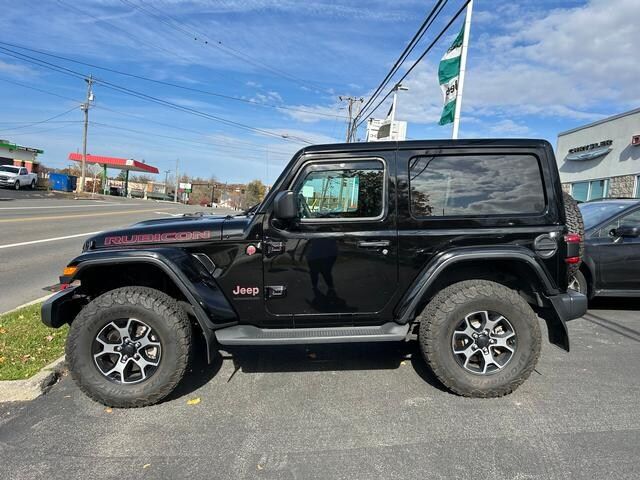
[556, 107, 640, 202]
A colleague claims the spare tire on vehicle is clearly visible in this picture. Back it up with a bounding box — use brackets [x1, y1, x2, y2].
[563, 191, 584, 275]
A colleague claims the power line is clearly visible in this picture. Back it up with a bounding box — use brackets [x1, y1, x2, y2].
[0, 106, 79, 132]
[354, 0, 471, 130]
[0, 77, 81, 103]
[2, 122, 82, 136]
[54, 0, 206, 71]
[0, 46, 313, 144]
[0, 75, 297, 156]
[90, 121, 292, 159]
[0, 41, 345, 120]
[357, 0, 449, 121]
[119, 0, 335, 94]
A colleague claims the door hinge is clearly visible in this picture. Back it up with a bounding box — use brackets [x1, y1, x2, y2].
[266, 285, 287, 298]
[265, 240, 285, 256]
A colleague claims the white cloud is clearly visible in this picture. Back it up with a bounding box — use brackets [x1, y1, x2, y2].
[0, 60, 38, 77]
[387, 0, 639, 136]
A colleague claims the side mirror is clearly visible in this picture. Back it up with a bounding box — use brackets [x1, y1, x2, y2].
[611, 225, 640, 238]
[273, 190, 298, 220]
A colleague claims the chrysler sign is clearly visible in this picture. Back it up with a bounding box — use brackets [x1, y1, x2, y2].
[566, 139, 613, 161]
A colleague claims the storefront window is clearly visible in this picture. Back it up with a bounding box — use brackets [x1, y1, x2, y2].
[572, 182, 589, 202]
[635, 176, 640, 198]
[571, 179, 609, 202]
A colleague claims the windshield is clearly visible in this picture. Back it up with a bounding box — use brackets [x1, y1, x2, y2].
[578, 202, 632, 229]
[0, 166, 19, 173]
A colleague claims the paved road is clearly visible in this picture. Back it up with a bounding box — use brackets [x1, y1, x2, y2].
[0, 189, 229, 312]
[0, 301, 638, 479]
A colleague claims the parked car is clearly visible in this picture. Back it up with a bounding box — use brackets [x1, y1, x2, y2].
[42, 139, 587, 407]
[0, 165, 38, 190]
[570, 199, 640, 297]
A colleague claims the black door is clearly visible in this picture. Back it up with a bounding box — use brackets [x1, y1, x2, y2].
[596, 207, 640, 291]
[262, 154, 399, 327]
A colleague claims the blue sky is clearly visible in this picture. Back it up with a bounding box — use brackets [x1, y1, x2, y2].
[0, 0, 637, 183]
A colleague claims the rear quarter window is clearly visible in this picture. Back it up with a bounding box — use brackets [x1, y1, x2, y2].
[409, 154, 546, 217]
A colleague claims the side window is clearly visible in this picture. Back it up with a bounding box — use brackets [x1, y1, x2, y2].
[409, 154, 545, 217]
[294, 160, 384, 220]
[599, 209, 640, 237]
[20, 168, 28, 175]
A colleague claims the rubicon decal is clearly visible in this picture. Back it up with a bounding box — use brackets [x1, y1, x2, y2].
[104, 231, 212, 246]
[232, 285, 260, 296]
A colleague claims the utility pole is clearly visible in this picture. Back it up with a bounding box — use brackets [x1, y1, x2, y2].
[339, 96, 363, 143]
[164, 169, 171, 194]
[174, 158, 179, 203]
[79, 75, 94, 192]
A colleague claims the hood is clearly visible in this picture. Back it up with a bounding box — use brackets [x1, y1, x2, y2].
[85, 214, 236, 250]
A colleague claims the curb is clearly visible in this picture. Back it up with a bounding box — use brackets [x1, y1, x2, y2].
[0, 293, 55, 317]
[0, 355, 67, 403]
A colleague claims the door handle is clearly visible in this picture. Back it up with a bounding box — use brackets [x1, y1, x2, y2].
[357, 240, 391, 248]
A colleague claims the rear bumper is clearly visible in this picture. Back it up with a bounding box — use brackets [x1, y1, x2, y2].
[548, 289, 588, 323]
[539, 289, 588, 352]
[41, 286, 82, 328]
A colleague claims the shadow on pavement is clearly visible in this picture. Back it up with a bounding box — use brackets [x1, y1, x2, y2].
[582, 312, 640, 342]
[165, 339, 224, 402]
[589, 297, 640, 311]
[221, 340, 448, 392]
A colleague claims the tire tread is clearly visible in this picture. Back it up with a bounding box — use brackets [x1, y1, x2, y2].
[419, 280, 541, 398]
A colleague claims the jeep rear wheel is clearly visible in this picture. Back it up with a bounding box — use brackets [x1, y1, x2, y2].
[418, 280, 541, 398]
[66, 286, 192, 407]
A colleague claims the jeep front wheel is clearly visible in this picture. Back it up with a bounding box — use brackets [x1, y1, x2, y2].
[418, 280, 541, 398]
[66, 286, 192, 407]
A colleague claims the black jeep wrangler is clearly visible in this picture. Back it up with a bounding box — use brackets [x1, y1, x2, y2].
[42, 139, 587, 407]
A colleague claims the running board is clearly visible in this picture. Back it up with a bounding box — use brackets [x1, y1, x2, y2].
[215, 322, 410, 346]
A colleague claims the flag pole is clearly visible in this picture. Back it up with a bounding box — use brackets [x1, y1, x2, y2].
[452, 0, 473, 140]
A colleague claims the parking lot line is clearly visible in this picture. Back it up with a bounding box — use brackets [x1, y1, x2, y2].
[0, 231, 103, 250]
[0, 208, 169, 223]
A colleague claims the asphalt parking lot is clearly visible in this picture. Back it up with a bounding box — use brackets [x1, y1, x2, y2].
[1, 189, 639, 479]
[1, 299, 639, 480]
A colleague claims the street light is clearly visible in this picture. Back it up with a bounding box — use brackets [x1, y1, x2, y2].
[390, 83, 409, 124]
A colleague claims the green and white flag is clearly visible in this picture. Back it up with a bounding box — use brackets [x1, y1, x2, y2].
[438, 25, 465, 125]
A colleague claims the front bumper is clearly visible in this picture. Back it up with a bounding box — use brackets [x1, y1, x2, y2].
[41, 286, 82, 328]
[0, 177, 16, 187]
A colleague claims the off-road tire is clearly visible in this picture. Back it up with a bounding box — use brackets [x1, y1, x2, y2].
[563, 191, 584, 275]
[66, 286, 192, 408]
[418, 280, 541, 398]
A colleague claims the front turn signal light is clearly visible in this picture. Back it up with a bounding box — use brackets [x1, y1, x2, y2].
[63, 266, 78, 276]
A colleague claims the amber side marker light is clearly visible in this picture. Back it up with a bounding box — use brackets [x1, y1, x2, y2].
[63, 266, 78, 276]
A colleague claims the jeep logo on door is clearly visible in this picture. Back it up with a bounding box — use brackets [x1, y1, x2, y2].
[232, 285, 260, 297]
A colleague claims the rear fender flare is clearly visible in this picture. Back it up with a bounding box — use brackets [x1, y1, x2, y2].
[396, 247, 558, 324]
[395, 247, 570, 350]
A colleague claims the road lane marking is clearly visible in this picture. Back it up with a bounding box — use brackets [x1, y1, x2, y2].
[0, 203, 143, 210]
[0, 231, 103, 250]
[154, 211, 184, 217]
[0, 208, 176, 223]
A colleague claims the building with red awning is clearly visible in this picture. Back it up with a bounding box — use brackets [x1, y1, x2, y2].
[68, 153, 159, 195]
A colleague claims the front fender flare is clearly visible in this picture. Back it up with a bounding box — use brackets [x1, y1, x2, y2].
[65, 248, 237, 362]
